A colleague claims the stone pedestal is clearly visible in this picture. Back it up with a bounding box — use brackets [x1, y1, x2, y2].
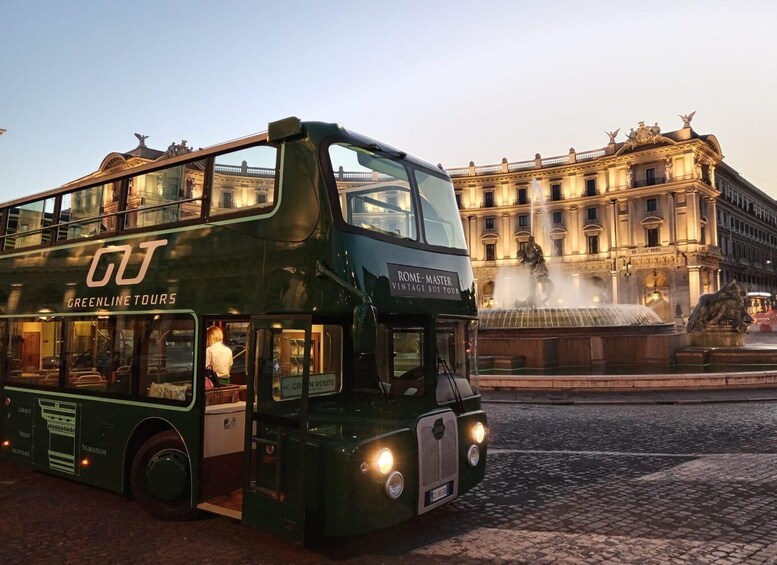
[688, 326, 746, 348]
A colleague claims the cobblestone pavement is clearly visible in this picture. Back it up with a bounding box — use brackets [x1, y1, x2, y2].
[3, 401, 777, 564]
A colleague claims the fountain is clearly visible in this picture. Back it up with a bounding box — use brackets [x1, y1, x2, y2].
[477, 179, 684, 372]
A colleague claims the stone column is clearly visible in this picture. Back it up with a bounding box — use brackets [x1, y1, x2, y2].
[610, 270, 620, 304]
[707, 197, 719, 247]
[688, 266, 702, 308]
[607, 200, 618, 251]
[627, 198, 636, 247]
[470, 216, 480, 260]
[467, 216, 475, 256]
[501, 212, 511, 258]
[534, 209, 545, 251]
[667, 192, 677, 244]
[569, 206, 580, 254]
[686, 190, 700, 242]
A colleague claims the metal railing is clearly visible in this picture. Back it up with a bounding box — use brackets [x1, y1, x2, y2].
[214, 164, 275, 178]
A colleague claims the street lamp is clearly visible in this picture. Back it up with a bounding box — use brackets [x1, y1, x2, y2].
[622, 258, 632, 277]
[651, 269, 661, 301]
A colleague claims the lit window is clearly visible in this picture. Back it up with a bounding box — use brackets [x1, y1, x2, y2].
[587, 235, 599, 254]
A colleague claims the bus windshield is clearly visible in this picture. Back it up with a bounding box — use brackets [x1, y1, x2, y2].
[329, 143, 467, 250]
[370, 318, 476, 399]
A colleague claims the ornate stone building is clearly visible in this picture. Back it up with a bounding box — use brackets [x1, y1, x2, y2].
[447, 114, 777, 320]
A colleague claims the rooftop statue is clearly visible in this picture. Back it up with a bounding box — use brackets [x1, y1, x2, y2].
[134, 133, 149, 148]
[679, 111, 696, 128]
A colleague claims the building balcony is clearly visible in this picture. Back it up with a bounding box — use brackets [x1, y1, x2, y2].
[633, 177, 666, 188]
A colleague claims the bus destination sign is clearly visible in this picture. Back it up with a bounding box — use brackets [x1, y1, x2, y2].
[387, 264, 461, 300]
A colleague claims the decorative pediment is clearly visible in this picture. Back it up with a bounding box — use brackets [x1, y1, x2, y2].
[582, 223, 603, 234]
[640, 215, 664, 227]
[513, 230, 533, 240]
[615, 121, 676, 156]
[99, 152, 127, 173]
[548, 227, 568, 239]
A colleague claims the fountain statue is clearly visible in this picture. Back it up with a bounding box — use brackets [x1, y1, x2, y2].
[686, 280, 753, 347]
[687, 280, 752, 334]
[517, 235, 553, 308]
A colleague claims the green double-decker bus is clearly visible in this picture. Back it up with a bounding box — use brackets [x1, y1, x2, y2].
[0, 118, 487, 542]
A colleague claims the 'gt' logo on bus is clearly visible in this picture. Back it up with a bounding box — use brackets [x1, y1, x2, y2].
[86, 239, 168, 288]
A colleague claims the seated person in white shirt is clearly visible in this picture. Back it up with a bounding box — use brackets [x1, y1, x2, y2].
[206, 326, 233, 386]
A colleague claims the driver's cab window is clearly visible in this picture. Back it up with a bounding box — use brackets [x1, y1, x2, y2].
[435, 319, 476, 404]
[375, 325, 425, 397]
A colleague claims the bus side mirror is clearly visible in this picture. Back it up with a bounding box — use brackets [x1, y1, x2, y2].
[353, 303, 377, 356]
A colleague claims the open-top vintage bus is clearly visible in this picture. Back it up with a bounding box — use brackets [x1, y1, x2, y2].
[0, 117, 487, 542]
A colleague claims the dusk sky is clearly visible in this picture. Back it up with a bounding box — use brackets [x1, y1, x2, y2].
[2, 1, 777, 202]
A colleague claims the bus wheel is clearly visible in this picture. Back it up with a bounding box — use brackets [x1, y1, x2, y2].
[131, 431, 198, 521]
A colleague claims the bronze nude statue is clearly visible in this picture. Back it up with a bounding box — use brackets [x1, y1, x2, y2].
[518, 235, 554, 308]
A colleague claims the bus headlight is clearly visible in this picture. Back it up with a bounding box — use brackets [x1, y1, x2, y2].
[385, 471, 404, 499]
[467, 444, 480, 467]
[472, 421, 486, 444]
[376, 448, 394, 475]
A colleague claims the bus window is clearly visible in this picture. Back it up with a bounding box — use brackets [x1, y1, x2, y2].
[415, 170, 468, 250]
[125, 160, 205, 229]
[375, 324, 425, 396]
[211, 145, 278, 217]
[58, 182, 120, 241]
[55, 314, 194, 401]
[138, 315, 195, 403]
[3, 197, 56, 250]
[271, 325, 342, 401]
[5, 318, 62, 387]
[220, 320, 249, 383]
[329, 143, 417, 240]
[435, 319, 476, 376]
[435, 318, 477, 404]
[62, 319, 111, 393]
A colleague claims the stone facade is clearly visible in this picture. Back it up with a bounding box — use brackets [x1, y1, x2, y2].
[447, 116, 777, 320]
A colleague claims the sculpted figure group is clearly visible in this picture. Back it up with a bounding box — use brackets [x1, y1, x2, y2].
[687, 280, 753, 333]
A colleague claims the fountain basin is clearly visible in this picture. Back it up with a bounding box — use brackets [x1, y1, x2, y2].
[478, 306, 684, 371]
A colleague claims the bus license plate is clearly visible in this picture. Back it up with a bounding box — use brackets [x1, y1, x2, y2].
[425, 481, 453, 506]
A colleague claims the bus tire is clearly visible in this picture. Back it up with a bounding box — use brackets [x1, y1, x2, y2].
[131, 431, 198, 521]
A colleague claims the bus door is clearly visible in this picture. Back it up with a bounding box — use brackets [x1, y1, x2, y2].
[243, 316, 311, 543]
[0, 319, 6, 443]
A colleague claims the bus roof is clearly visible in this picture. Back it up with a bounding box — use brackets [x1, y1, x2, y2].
[1, 118, 448, 209]
[0, 129, 271, 209]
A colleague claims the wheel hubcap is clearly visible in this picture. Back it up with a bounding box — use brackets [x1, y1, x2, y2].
[146, 450, 189, 503]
